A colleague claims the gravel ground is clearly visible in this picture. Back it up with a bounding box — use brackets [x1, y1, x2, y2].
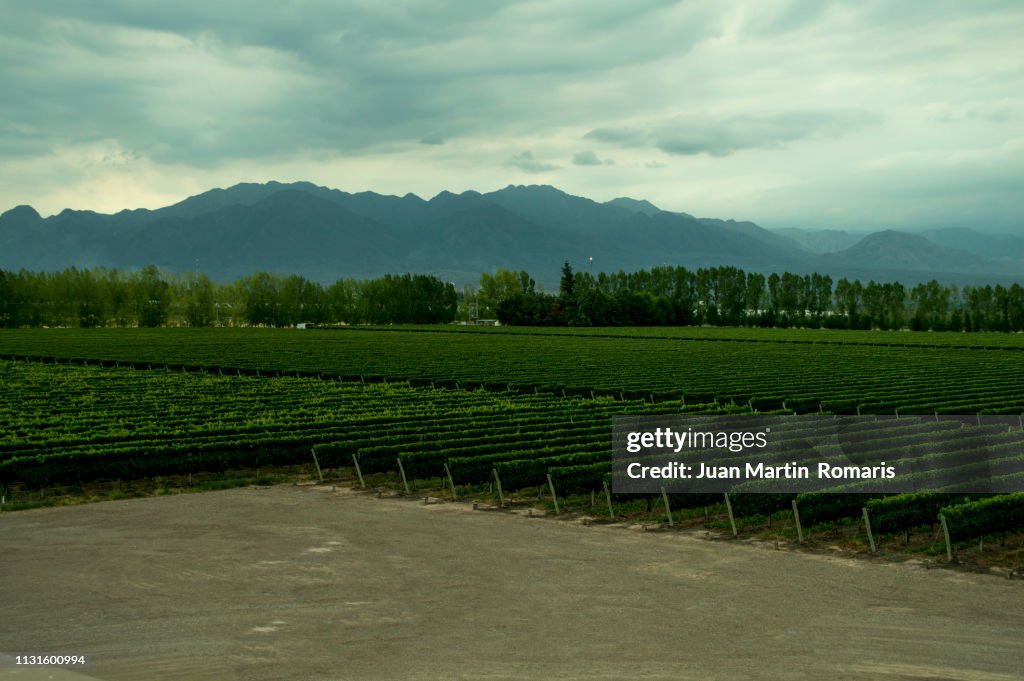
[1, 485, 1022, 681]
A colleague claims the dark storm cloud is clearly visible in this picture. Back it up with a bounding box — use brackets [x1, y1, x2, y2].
[586, 110, 882, 157]
[0, 0, 695, 165]
[0, 1, 1021, 232]
[507, 151, 557, 173]
[572, 150, 611, 166]
[420, 132, 447, 146]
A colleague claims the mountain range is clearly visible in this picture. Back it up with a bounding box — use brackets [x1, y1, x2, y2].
[1, 181, 1020, 287]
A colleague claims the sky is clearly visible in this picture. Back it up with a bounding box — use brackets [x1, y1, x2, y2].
[2, 0, 1023, 233]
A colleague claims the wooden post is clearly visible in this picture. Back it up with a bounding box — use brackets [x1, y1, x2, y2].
[493, 469, 505, 507]
[862, 507, 876, 553]
[602, 480, 614, 519]
[443, 463, 458, 501]
[725, 493, 738, 537]
[311, 448, 323, 483]
[792, 498, 803, 543]
[396, 458, 410, 494]
[939, 513, 955, 564]
[352, 453, 366, 489]
[661, 487, 674, 526]
[547, 474, 559, 514]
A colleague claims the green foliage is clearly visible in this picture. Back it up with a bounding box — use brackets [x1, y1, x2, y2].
[494, 450, 604, 491]
[186, 273, 216, 327]
[1, 328, 1022, 536]
[0, 267, 457, 328]
[940, 493, 1024, 542]
[795, 493, 882, 527]
[3, 261, 1024, 331]
[136, 265, 170, 327]
[0, 359, 658, 487]
[729, 493, 796, 518]
[549, 462, 611, 495]
[865, 492, 975, 535]
[356, 273, 457, 324]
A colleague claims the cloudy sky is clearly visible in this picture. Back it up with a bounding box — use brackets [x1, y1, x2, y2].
[2, 1, 1022, 232]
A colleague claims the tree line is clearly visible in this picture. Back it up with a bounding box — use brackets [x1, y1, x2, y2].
[0, 267, 457, 328]
[2, 263, 1022, 332]
[473, 263, 1024, 332]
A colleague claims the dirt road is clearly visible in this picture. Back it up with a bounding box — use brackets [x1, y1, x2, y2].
[1, 486, 1021, 680]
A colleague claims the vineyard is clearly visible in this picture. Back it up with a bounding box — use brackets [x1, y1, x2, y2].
[3, 327, 1024, 413]
[2, 326, 1023, 564]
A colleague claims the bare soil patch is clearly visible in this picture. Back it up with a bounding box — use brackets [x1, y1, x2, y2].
[1, 485, 1022, 681]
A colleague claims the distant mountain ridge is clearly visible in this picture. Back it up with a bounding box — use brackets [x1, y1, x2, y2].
[820, 231, 999, 274]
[772, 227, 864, 254]
[1, 181, 1020, 286]
[919, 227, 1024, 264]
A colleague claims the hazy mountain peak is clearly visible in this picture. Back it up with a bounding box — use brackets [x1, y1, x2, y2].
[1, 180, 1020, 286]
[493, 184, 573, 198]
[772, 227, 864, 254]
[920, 226, 1024, 262]
[823, 229, 999, 274]
[607, 197, 661, 216]
[857, 230, 931, 247]
[1, 205, 42, 222]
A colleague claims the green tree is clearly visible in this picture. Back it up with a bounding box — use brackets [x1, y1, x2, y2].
[834, 278, 863, 329]
[76, 268, 104, 328]
[910, 280, 950, 331]
[478, 269, 535, 319]
[134, 265, 170, 327]
[242, 271, 279, 326]
[186, 273, 215, 327]
[559, 261, 575, 301]
[0, 270, 16, 327]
